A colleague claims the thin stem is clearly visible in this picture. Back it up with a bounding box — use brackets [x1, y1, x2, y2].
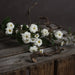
[26, 1, 38, 25]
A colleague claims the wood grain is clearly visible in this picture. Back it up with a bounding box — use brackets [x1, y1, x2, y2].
[0, 38, 75, 75]
[57, 55, 75, 75]
[0, 68, 26, 75]
[0, 38, 29, 58]
[29, 61, 54, 75]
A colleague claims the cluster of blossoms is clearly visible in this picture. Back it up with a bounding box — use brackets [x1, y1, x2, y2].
[5, 22, 74, 53]
[5, 23, 50, 53]
[5, 22, 15, 34]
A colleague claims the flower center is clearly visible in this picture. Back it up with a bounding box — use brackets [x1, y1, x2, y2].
[10, 24, 12, 27]
[26, 35, 28, 38]
[36, 35, 38, 37]
[33, 27, 35, 30]
[59, 34, 61, 36]
[9, 29, 11, 32]
[40, 50, 42, 53]
[38, 41, 40, 43]
[45, 31, 47, 33]
[32, 39, 34, 41]
[33, 50, 35, 52]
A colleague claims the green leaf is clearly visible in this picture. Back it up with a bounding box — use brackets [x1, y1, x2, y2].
[42, 37, 50, 47]
[2, 17, 11, 25]
[16, 31, 24, 44]
[51, 39, 55, 46]
[68, 27, 72, 34]
[22, 24, 28, 31]
[1, 17, 11, 32]
[52, 34, 57, 40]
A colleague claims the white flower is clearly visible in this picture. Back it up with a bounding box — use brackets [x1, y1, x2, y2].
[61, 41, 64, 46]
[22, 38, 31, 44]
[34, 38, 42, 47]
[54, 30, 63, 39]
[39, 49, 44, 54]
[41, 29, 49, 37]
[31, 38, 36, 43]
[26, 25, 29, 28]
[29, 46, 38, 53]
[16, 30, 18, 33]
[5, 27, 13, 34]
[62, 30, 67, 34]
[22, 31, 31, 40]
[6, 22, 15, 29]
[22, 31, 31, 44]
[20, 25, 23, 30]
[34, 33, 39, 38]
[29, 24, 38, 33]
[66, 40, 70, 45]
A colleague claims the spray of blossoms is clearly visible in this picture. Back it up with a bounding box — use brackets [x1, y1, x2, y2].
[2, 17, 74, 54]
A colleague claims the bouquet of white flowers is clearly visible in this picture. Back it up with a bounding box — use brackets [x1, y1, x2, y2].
[0, 17, 75, 62]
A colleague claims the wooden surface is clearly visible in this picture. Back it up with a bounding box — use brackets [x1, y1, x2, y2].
[0, 38, 75, 75]
[29, 61, 54, 75]
[0, 38, 29, 58]
[57, 55, 75, 75]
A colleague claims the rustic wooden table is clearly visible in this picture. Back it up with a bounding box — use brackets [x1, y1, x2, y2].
[0, 38, 75, 75]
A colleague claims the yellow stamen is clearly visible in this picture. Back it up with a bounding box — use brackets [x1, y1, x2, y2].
[32, 39, 34, 41]
[40, 51, 42, 53]
[36, 35, 38, 37]
[10, 24, 12, 27]
[45, 31, 46, 33]
[33, 27, 35, 30]
[59, 34, 61, 36]
[9, 29, 11, 32]
[26, 36, 28, 38]
[38, 41, 40, 43]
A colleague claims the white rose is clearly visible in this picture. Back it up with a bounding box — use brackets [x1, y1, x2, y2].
[54, 30, 63, 39]
[29, 46, 38, 53]
[29, 24, 38, 33]
[26, 25, 29, 28]
[31, 38, 36, 43]
[39, 49, 44, 54]
[22, 31, 31, 40]
[15, 30, 18, 34]
[6, 22, 15, 29]
[34, 33, 39, 38]
[22, 38, 31, 44]
[61, 41, 64, 46]
[20, 25, 23, 30]
[34, 38, 42, 47]
[41, 29, 49, 37]
[5, 27, 13, 34]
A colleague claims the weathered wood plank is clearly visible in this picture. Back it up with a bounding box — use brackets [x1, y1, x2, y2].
[0, 45, 28, 58]
[0, 39, 20, 50]
[57, 55, 75, 75]
[0, 46, 75, 73]
[0, 38, 30, 58]
[0, 68, 26, 75]
[29, 61, 54, 75]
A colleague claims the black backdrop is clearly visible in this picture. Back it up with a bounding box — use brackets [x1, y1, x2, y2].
[0, 0, 75, 32]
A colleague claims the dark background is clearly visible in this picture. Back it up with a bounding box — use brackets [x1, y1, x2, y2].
[0, 0, 75, 32]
